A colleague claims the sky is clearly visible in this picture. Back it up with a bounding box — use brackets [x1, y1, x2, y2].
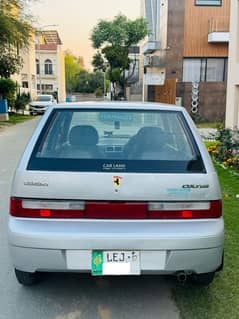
[30, 0, 141, 69]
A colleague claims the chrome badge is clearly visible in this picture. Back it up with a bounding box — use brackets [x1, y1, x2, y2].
[113, 176, 122, 189]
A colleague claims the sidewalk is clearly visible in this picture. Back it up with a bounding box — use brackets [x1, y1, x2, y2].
[198, 128, 216, 141]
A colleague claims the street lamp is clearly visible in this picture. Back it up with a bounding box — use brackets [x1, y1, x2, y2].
[102, 63, 109, 100]
[103, 71, 106, 100]
[36, 24, 58, 94]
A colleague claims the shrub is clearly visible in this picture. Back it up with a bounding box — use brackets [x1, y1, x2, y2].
[208, 127, 239, 171]
[0, 78, 16, 100]
[14, 92, 31, 112]
[95, 87, 103, 97]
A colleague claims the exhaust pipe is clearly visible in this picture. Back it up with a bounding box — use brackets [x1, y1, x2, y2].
[176, 272, 187, 284]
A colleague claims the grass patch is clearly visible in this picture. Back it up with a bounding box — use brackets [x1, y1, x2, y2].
[8, 113, 34, 124]
[196, 122, 222, 129]
[174, 164, 239, 319]
[0, 113, 34, 129]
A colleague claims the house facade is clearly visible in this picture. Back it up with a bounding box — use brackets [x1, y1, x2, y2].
[19, 38, 38, 99]
[35, 30, 66, 102]
[142, 0, 230, 122]
[225, 0, 239, 129]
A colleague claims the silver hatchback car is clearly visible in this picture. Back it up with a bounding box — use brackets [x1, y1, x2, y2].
[9, 102, 224, 286]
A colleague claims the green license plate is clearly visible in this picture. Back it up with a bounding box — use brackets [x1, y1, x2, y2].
[92, 250, 140, 276]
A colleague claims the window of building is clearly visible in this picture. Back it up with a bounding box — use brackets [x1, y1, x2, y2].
[183, 58, 228, 82]
[36, 59, 40, 75]
[37, 84, 54, 92]
[22, 81, 29, 88]
[195, 0, 222, 6]
[45, 84, 53, 91]
[183, 59, 201, 82]
[44, 59, 53, 75]
[206, 59, 225, 81]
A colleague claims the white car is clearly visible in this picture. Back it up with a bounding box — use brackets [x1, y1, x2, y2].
[9, 102, 224, 286]
[29, 94, 56, 115]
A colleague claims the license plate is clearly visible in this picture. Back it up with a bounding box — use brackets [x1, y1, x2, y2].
[92, 251, 140, 276]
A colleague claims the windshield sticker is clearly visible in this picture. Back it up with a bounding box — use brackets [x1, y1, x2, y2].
[167, 188, 191, 197]
[99, 112, 133, 123]
[102, 163, 126, 171]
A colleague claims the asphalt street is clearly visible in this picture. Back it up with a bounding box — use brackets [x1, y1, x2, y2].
[0, 118, 180, 319]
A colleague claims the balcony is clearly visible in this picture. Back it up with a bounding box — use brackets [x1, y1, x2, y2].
[208, 16, 229, 43]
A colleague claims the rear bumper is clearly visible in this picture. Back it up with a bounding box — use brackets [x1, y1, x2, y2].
[8, 217, 224, 274]
[9, 246, 223, 274]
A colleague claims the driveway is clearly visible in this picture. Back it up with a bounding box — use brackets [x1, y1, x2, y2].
[0, 119, 180, 319]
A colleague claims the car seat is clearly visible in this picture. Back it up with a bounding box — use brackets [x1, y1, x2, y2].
[61, 125, 101, 158]
[127, 126, 172, 160]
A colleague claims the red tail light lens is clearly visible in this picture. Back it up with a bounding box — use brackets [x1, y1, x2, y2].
[85, 202, 147, 219]
[10, 198, 222, 219]
[148, 200, 222, 219]
[10, 198, 84, 218]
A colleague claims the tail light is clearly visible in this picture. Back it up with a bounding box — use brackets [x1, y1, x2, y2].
[10, 198, 85, 218]
[148, 200, 222, 219]
[10, 198, 222, 219]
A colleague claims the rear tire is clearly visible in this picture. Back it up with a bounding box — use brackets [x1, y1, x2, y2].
[15, 269, 39, 286]
[192, 272, 215, 286]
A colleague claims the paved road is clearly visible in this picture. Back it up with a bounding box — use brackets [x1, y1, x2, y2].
[0, 119, 180, 319]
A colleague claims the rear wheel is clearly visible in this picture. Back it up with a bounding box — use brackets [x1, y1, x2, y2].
[192, 272, 215, 286]
[15, 269, 39, 286]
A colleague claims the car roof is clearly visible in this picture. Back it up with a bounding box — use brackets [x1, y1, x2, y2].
[52, 101, 185, 112]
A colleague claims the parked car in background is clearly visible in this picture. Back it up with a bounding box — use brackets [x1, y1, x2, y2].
[9, 102, 224, 286]
[29, 94, 56, 115]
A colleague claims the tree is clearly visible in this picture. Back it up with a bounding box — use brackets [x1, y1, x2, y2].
[0, 0, 34, 48]
[0, 0, 33, 78]
[91, 14, 147, 99]
[76, 70, 104, 94]
[0, 78, 16, 107]
[65, 51, 84, 93]
[0, 47, 23, 78]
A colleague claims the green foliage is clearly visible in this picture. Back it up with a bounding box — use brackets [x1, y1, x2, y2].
[14, 92, 30, 111]
[0, 78, 16, 100]
[207, 127, 239, 171]
[0, 47, 23, 77]
[65, 51, 84, 93]
[91, 15, 147, 49]
[77, 70, 104, 94]
[92, 51, 105, 72]
[0, 0, 33, 78]
[0, 0, 33, 48]
[94, 87, 103, 98]
[91, 14, 147, 98]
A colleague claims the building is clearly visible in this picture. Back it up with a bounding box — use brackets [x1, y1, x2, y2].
[19, 37, 37, 99]
[142, 0, 230, 122]
[225, 0, 239, 129]
[35, 30, 66, 102]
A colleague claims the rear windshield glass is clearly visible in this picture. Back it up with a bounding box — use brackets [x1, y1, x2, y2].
[37, 95, 52, 102]
[27, 108, 205, 173]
